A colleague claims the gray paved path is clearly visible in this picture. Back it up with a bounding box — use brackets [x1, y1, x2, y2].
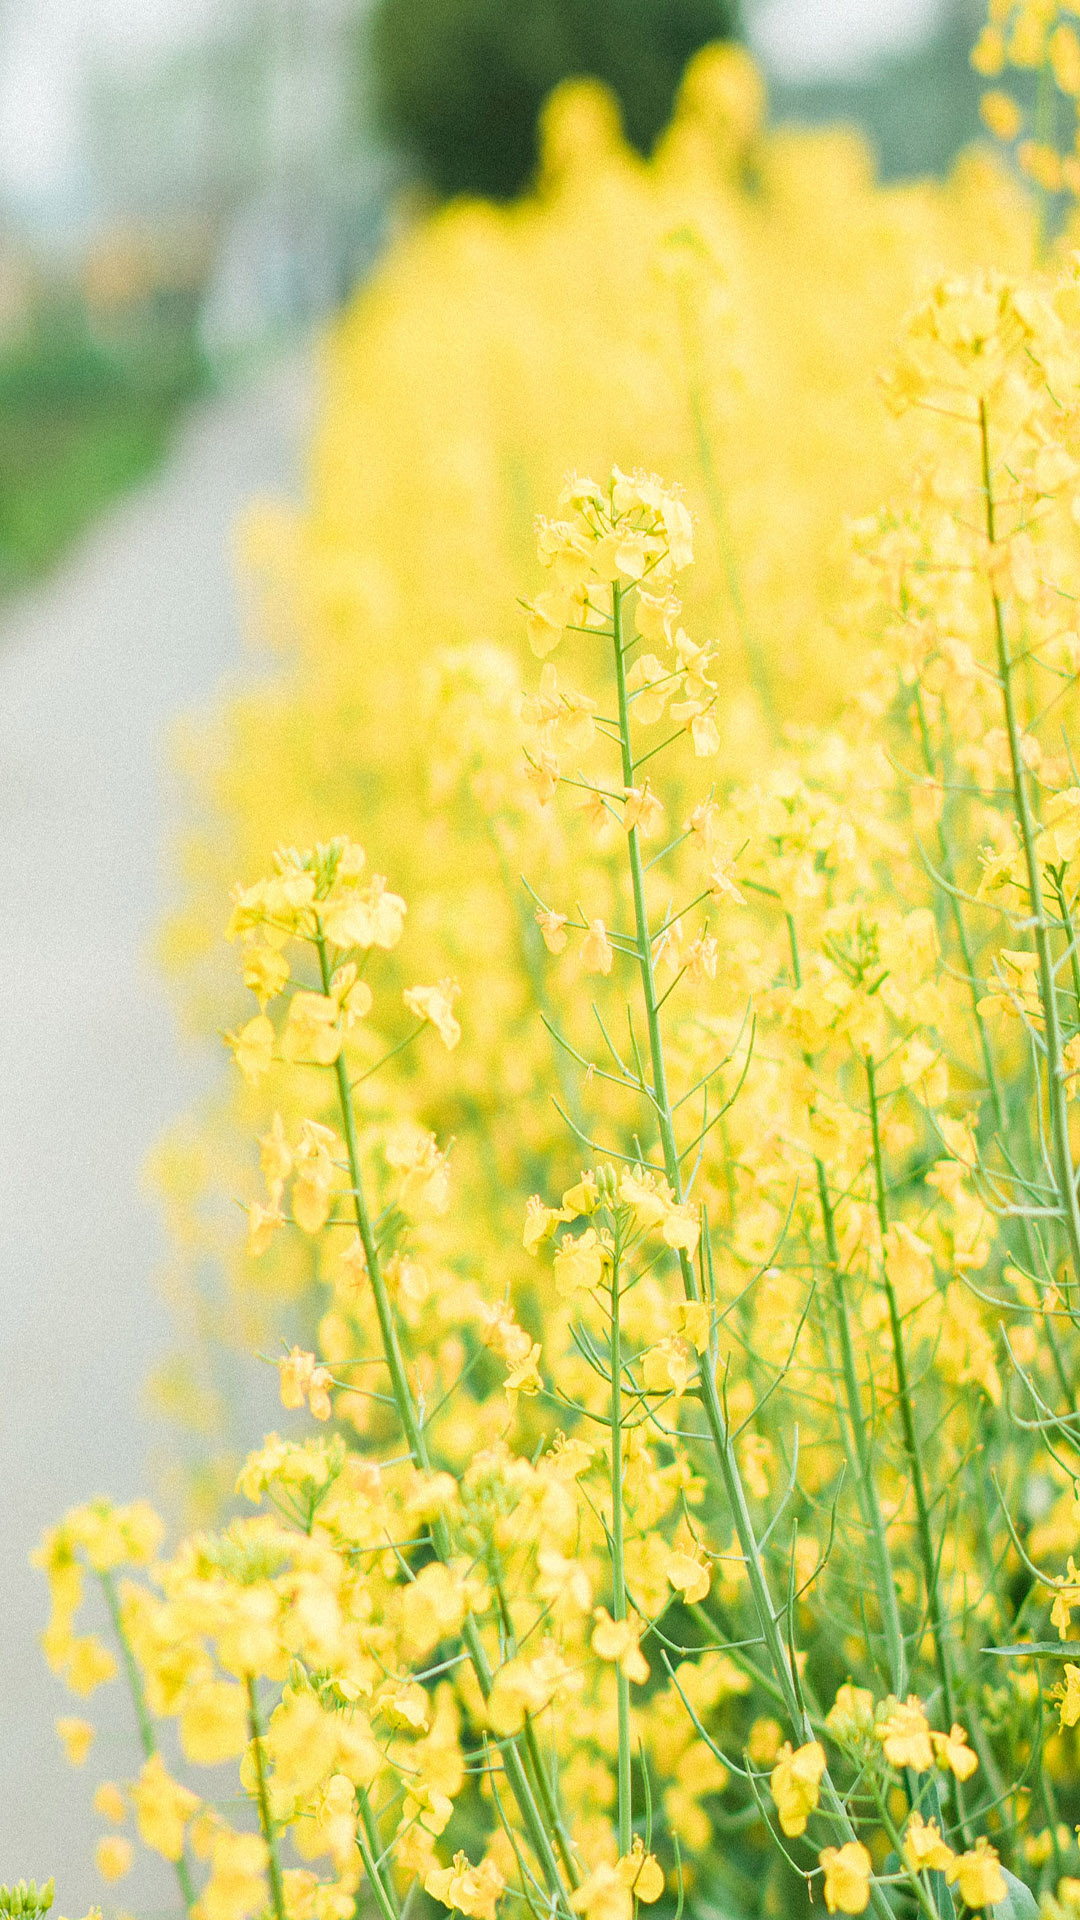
[0, 353, 313, 1904]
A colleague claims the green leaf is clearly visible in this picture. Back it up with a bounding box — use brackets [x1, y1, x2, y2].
[990, 1868, 1039, 1919]
[983, 1641, 1080, 1657]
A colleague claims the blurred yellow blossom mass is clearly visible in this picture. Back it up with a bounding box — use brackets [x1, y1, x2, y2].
[32, 11, 1080, 1920]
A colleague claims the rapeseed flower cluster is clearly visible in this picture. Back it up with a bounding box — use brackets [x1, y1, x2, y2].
[35, 7, 1080, 1920]
[35, 436, 1070, 1917]
[157, 21, 1041, 1541]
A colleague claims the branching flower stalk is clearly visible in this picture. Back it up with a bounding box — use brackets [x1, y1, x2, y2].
[607, 581, 891, 1900]
[246, 1675, 288, 1920]
[607, 1228, 633, 1857]
[100, 1567, 197, 1915]
[43, 355, 1073, 1916]
[313, 929, 577, 1917]
[354, 1787, 403, 1920]
[912, 686, 1015, 1149]
[865, 1057, 959, 1743]
[786, 912, 909, 1704]
[864, 1055, 973, 1896]
[980, 398, 1080, 1296]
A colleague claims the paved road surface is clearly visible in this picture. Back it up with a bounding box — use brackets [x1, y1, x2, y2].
[0, 353, 313, 1905]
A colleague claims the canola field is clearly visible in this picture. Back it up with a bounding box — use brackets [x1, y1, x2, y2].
[27, 9, 1080, 1920]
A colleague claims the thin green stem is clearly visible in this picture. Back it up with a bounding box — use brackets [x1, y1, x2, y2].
[913, 687, 1013, 1142]
[865, 1057, 965, 1865]
[917, 703, 1075, 1416]
[609, 1246, 633, 1856]
[318, 933, 429, 1473]
[522, 1717, 581, 1887]
[608, 587, 891, 1912]
[980, 400, 1080, 1294]
[865, 1775, 943, 1920]
[313, 932, 574, 1919]
[246, 1675, 288, 1920]
[813, 1157, 908, 1697]
[1051, 871, 1080, 1027]
[355, 1788, 401, 1920]
[99, 1569, 196, 1914]
[785, 916, 908, 1698]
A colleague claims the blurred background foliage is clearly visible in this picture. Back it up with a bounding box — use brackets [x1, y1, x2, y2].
[368, 0, 741, 199]
[0, 0, 989, 602]
[773, 0, 985, 179]
[0, 274, 206, 596]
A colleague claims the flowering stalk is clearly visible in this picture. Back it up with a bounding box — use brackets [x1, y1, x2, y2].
[100, 1568, 196, 1914]
[313, 929, 577, 1917]
[865, 1058, 957, 1735]
[912, 686, 1014, 1145]
[521, 1716, 580, 1889]
[813, 1159, 908, 1689]
[355, 1787, 402, 1920]
[980, 398, 1080, 1295]
[488, 1567, 581, 1889]
[911, 688, 1073, 1415]
[785, 913, 908, 1700]
[608, 582, 888, 1897]
[865, 1059, 970, 1895]
[607, 1236, 632, 1857]
[245, 1676, 288, 1920]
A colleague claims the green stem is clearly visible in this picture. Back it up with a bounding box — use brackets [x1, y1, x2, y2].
[355, 1787, 401, 1920]
[865, 1056, 964, 1869]
[865, 1774, 943, 1920]
[1051, 871, 1080, 1029]
[492, 1568, 581, 1888]
[319, 933, 429, 1474]
[522, 1716, 581, 1887]
[246, 1675, 288, 1920]
[785, 914, 908, 1699]
[608, 588, 890, 1910]
[913, 687, 1012, 1142]
[914, 697, 1076, 1419]
[814, 1157, 908, 1697]
[100, 1569, 196, 1914]
[609, 1245, 633, 1856]
[980, 400, 1080, 1298]
[313, 934, 574, 1919]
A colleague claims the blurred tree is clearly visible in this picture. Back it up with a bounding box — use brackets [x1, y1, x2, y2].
[369, 0, 740, 199]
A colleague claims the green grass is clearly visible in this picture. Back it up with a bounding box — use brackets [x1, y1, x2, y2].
[0, 294, 207, 597]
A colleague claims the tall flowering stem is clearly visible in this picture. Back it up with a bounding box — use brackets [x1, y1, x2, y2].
[865, 1058, 957, 1733]
[100, 1567, 197, 1915]
[979, 398, 1080, 1297]
[785, 909, 908, 1701]
[246, 1676, 288, 1920]
[607, 581, 889, 1897]
[313, 928, 577, 1918]
[813, 1157, 908, 1693]
[607, 1231, 632, 1857]
[354, 1788, 402, 1920]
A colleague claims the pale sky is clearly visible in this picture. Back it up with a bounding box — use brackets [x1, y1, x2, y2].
[753, 0, 948, 76]
[0, 0, 951, 222]
[0, 0, 225, 202]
